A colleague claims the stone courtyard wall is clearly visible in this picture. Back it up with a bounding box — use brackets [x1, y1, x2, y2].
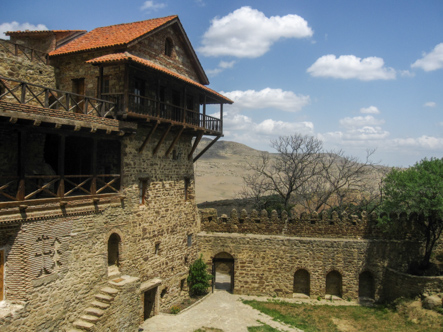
[197, 232, 422, 301]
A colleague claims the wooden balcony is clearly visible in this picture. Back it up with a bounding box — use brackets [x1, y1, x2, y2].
[102, 92, 222, 134]
[0, 174, 121, 208]
[0, 76, 117, 118]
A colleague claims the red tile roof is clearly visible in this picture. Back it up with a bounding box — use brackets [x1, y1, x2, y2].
[87, 53, 233, 104]
[49, 16, 177, 56]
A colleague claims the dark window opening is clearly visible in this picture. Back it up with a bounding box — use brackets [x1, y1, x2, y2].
[184, 177, 190, 201]
[140, 178, 148, 205]
[165, 38, 173, 56]
[155, 243, 160, 255]
[108, 233, 121, 267]
[187, 234, 192, 247]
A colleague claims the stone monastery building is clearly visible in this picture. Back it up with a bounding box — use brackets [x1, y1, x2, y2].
[0, 14, 439, 332]
[0, 15, 232, 331]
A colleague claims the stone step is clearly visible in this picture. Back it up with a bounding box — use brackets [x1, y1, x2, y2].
[91, 300, 110, 309]
[101, 286, 119, 296]
[73, 320, 94, 331]
[81, 314, 100, 323]
[84, 307, 105, 317]
[67, 329, 84, 332]
[95, 293, 113, 303]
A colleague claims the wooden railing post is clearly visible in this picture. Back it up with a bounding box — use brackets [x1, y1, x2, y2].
[83, 97, 88, 114]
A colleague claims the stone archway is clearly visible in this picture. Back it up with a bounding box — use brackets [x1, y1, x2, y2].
[359, 271, 375, 299]
[293, 269, 310, 296]
[326, 270, 342, 297]
[212, 252, 234, 292]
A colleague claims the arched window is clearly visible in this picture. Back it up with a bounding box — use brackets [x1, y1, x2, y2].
[165, 38, 173, 57]
[326, 270, 342, 297]
[108, 233, 121, 267]
[293, 269, 310, 296]
[359, 271, 375, 299]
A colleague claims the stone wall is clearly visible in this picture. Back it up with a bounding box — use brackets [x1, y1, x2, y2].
[197, 232, 422, 301]
[383, 268, 443, 302]
[200, 208, 418, 240]
[131, 25, 201, 83]
[0, 126, 200, 331]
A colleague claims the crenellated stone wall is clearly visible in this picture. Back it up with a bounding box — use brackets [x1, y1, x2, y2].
[199, 208, 419, 240]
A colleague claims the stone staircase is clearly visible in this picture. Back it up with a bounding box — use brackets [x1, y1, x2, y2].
[68, 286, 119, 331]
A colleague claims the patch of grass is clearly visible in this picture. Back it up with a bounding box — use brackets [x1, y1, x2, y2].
[243, 300, 443, 332]
[247, 321, 280, 331]
[193, 328, 224, 332]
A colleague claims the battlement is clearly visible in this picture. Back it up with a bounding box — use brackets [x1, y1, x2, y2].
[200, 208, 418, 239]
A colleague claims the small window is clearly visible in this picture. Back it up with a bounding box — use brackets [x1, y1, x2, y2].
[165, 38, 173, 57]
[155, 242, 160, 255]
[187, 234, 193, 247]
[180, 279, 185, 291]
[184, 177, 190, 201]
[139, 178, 148, 205]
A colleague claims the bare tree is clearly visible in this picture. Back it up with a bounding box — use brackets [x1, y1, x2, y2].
[242, 134, 324, 210]
[242, 134, 383, 213]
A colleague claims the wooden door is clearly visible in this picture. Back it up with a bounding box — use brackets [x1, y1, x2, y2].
[143, 288, 156, 320]
[0, 250, 4, 300]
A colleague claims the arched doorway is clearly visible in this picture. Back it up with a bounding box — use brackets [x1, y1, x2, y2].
[359, 271, 375, 299]
[108, 233, 121, 276]
[293, 269, 310, 296]
[326, 270, 342, 297]
[212, 252, 234, 292]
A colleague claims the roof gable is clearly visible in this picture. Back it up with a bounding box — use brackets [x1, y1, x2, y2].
[49, 16, 177, 57]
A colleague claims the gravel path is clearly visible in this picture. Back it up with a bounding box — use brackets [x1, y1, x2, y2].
[140, 290, 303, 332]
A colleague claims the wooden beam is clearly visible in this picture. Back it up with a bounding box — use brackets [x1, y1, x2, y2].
[188, 131, 203, 161]
[165, 126, 184, 157]
[193, 135, 221, 163]
[153, 124, 171, 156]
[138, 121, 159, 154]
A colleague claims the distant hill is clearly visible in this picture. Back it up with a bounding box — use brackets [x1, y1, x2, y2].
[193, 139, 268, 203]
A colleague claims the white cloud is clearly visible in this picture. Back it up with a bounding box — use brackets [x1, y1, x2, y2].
[339, 115, 385, 129]
[360, 106, 380, 114]
[393, 136, 443, 150]
[307, 54, 396, 81]
[222, 88, 310, 112]
[0, 21, 48, 39]
[424, 101, 436, 108]
[411, 43, 443, 72]
[140, 1, 166, 12]
[206, 60, 237, 76]
[199, 6, 313, 58]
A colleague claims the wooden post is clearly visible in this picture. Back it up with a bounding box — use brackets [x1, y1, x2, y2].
[90, 138, 97, 195]
[16, 130, 26, 201]
[220, 103, 223, 133]
[57, 135, 65, 198]
[98, 66, 103, 99]
[203, 95, 207, 129]
[123, 64, 129, 118]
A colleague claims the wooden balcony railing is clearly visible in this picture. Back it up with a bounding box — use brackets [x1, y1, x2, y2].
[0, 38, 49, 65]
[0, 174, 121, 206]
[0, 76, 117, 118]
[102, 93, 222, 133]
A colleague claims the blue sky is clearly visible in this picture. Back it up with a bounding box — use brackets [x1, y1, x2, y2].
[1, 0, 442, 167]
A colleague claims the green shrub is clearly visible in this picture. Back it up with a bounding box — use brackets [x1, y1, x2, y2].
[187, 254, 212, 296]
[170, 305, 180, 314]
